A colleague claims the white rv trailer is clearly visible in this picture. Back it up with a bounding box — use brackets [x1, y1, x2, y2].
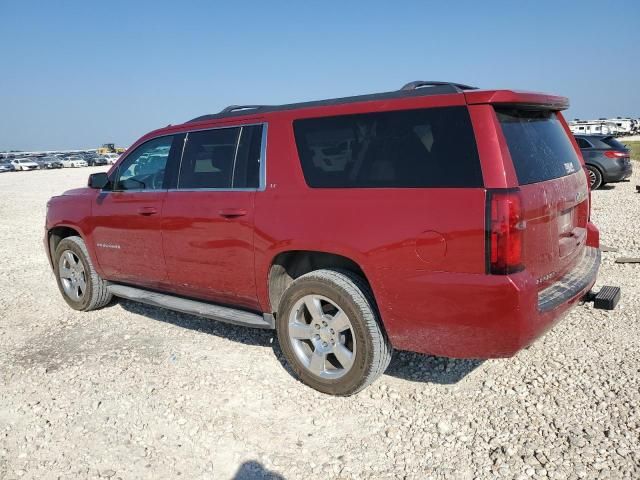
[605, 118, 635, 135]
[569, 120, 619, 136]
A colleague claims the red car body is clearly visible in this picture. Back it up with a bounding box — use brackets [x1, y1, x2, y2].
[45, 85, 600, 359]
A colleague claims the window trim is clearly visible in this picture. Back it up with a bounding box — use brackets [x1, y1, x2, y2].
[170, 122, 268, 193]
[104, 133, 177, 194]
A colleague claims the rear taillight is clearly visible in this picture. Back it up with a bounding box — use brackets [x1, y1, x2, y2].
[486, 190, 525, 275]
[604, 150, 628, 158]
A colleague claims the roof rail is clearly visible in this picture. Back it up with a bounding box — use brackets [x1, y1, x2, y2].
[186, 81, 480, 123]
[219, 105, 267, 114]
[400, 81, 477, 93]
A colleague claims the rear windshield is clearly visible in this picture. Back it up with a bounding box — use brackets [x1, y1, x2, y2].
[601, 136, 628, 151]
[496, 109, 582, 185]
[293, 106, 483, 188]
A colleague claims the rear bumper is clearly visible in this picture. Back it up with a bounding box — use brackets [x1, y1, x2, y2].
[537, 247, 600, 312]
[382, 246, 600, 358]
[602, 160, 633, 183]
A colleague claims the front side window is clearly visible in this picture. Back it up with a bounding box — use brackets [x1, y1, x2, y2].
[115, 136, 174, 190]
[293, 107, 483, 188]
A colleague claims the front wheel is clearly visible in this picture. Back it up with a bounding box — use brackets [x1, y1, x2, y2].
[54, 236, 112, 311]
[276, 269, 392, 396]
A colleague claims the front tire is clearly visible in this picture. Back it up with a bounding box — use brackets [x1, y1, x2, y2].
[54, 236, 112, 311]
[276, 269, 392, 396]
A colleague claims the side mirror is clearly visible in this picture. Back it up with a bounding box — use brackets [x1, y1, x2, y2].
[88, 172, 109, 189]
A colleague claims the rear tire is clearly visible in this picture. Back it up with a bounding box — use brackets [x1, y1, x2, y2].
[54, 236, 112, 311]
[587, 165, 603, 189]
[276, 269, 392, 396]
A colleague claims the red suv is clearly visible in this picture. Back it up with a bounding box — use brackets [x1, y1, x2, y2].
[45, 81, 605, 395]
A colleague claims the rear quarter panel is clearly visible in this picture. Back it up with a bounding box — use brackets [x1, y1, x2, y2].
[253, 111, 487, 350]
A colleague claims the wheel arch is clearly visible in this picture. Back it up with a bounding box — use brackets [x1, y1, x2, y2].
[267, 250, 377, 316]
[46, 225, 88, 269]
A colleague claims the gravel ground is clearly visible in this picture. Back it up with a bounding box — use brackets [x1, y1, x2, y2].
[1, 167, 639, 480]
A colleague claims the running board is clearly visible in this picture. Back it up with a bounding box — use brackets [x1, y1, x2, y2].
[107, 284, 274, 329]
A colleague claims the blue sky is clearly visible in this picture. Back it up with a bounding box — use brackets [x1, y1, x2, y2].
[1, 0, 639, 150]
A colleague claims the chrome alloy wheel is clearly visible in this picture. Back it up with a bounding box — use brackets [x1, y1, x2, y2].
[58, 250, 87, 301]
[288, 294, 356, 379]
[587, 169, 597, 188]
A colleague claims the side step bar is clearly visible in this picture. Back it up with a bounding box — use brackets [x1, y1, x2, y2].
[107, 284, 274, 329]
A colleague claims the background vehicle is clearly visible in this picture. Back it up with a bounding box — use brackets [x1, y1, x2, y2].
[101, 153, 120, 164]
[569, 120, 619, 136]
[574, 134, 632, 189]
[0, 161, 15, 173]
[60, 156, 88, 168]
[86, 155, 109, 166]
[45, 81, 611, 395]
[605, 118, 636, 136]
[97, 143, 126, 155]
[36, 156, 64, 169]
[10, 158, 39, 171]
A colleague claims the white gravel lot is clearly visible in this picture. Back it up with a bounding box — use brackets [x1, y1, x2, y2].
[1, 166, 639, 480]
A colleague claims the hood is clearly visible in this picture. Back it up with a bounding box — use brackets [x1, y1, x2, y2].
[62, 187, 94, 196]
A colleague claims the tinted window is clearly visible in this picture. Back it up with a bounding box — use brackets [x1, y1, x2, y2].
[115, 136, 174, 190]
[496, 109, 582, 185]
[179, 128, 240, 189]
[576, 137, 592, 148]
[233, 125, 263, 188]
[293, 107, 483, 188]
[600, 136, 628, 151]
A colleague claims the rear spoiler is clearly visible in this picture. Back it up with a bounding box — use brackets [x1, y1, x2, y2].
[464, 90, 569, 111]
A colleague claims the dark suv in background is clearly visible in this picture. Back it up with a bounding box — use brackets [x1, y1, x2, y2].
[574, 134, 632, 189]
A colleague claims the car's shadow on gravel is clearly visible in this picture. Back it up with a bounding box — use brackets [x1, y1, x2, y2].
[118, 300, 275, 347]
[233, 460, 285, 479]
[118, 300, 482, 386]
[384, 350, 483, 384]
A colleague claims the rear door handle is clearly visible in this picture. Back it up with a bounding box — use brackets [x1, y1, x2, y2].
[137, 206, 158, 216]
[219, 208, 248, 218]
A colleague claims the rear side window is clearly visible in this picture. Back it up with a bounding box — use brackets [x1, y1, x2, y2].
[496, 109, 582, 185]
[178, 125, 263, 189]
[179, 128, 239, 189]
[232, 125, 263, 188]
[293, 106, 483, 188]
[600, 136, 628, 151]
[575, 137, 592, 148]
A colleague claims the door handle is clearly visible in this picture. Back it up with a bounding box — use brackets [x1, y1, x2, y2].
[137, 206, 158, 216]
[219, 208, 248, 218]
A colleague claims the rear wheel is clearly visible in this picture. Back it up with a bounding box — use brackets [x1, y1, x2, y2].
[276, 269, 392, 396]
[54, 236, 112, 311]
[586, 165, 603, 189]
